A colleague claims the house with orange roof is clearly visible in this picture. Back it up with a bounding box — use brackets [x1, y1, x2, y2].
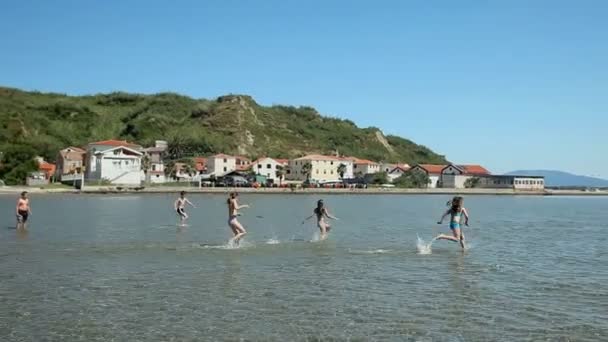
[408, 164, 449, 188]
[350, 157, 381, 176]
[287, 154, 342, 183]
[235, 156, 252, 171]
[441, 164, 491, 188]
[387, 164, 411, 182]
[251, 157, 289, 183]
[85, 139, 143, 185]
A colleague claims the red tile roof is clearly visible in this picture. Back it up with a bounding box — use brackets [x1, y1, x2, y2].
[275, 158, 289, 165]
[353, 158, 379, 165]
[458, 165, 491, 175]
[417, 164, 448, 174]
[89, 139, 140, 147]
[390, 165, 411, 173]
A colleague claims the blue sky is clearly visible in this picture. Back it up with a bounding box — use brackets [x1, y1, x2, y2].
[1, 0, 607, 177]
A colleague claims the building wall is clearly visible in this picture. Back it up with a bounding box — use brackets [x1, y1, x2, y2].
[252, 158, 285, 182]
[388, 169, 406, 182]
[288, 158, 341, 182]
[208, 156, 236, 175]
[100, 156, 141, 185]
[353, 163, 381, 175]
[513, 177, 545, 190]
[337, 160, 354, 179]
[428, 175, 441, 188]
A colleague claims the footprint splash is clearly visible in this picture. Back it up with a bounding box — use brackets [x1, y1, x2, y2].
[416, 234, 437, 255]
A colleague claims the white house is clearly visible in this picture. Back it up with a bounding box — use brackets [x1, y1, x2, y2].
[85, 140, 143, 185]
[251, 157, 289, 183]
[336, 157, 354, 180]
[351, 158, 381, 176]
[207, 154, 237, 176]
[388, 165, 411, 182]
[441, 164, 491, 188]
[409, 164, 447, 188]
[287, 154, 342, 183]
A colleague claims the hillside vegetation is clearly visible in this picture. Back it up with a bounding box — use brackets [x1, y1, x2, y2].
[0, 86, 447, 184]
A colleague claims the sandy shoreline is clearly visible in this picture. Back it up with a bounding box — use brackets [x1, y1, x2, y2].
[0, 186, 606, 196]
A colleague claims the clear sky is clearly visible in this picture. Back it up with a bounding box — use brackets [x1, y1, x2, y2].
[1, 0, 607, 177]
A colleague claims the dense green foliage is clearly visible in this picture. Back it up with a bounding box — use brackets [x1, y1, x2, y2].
[393, 170, 431, 188]
[0, 86, 447, 184]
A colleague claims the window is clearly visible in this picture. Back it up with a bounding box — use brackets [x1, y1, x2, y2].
[354, 165, 358, 169]
[323, 170, 327, 174]
[330, 161, 334, 165]
[224, 167, 227, 172]
[152, 165, 157, 171]
[266, 164, 271, 169]
[287, 170, 291, 174]
[223, 159, 227, 163]
[316, 170, 319, 174]
[258, 164, 262, 169]
[330, 170, 334, 174]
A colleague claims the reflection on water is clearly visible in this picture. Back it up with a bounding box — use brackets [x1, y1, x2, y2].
[0, 194, 607, 341]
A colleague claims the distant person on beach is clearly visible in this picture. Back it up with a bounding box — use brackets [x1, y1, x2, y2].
[436, 196, 469, 249]
[16, 191, 31, 230]
[174, 191, 196, 225]
[227, 192, 250, 245]
[302, 199, 339, 240]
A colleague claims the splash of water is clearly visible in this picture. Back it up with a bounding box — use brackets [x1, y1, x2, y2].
[266, 238, 280, 245]
[417, 234, 436, 255]
[311, 231, 321, 242]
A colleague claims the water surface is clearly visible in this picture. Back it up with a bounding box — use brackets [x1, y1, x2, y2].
[1, 194, 606, 341]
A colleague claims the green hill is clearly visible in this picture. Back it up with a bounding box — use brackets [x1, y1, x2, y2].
[0, 86, 447, 184]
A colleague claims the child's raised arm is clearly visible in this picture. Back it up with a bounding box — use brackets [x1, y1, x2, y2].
[462, 208, 470, 226]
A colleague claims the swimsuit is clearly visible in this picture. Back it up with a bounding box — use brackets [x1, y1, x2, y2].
[17, 210, 28, 222]
[450, 211, 462, 230]
[228, 215, 238, 226]
[176, 207, 186, 218]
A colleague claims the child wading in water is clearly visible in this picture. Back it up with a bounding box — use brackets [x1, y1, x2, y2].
[227, 192, 250, 245]
[436, 196, 469, 249]
[302, 199, 339, 240]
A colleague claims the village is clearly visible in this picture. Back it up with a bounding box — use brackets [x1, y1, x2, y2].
[25, 139, 546, 191]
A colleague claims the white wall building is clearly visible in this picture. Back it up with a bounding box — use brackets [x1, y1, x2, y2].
[287, 154, 342, 183]
[409, 164, 447, 188]
[251, 157, 289, 183]
[388, 165, 410, 183]
[441, 164, 491, 189]
[336, 157, 354, 180]
[207, 154, 237, 176]
[86, 144, 143, 185]
[351, 158, 381, 176]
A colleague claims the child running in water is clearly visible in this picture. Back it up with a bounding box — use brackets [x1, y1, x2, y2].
[227, 192, 250, 245]
[436, 196, 469, 249]
[302, 199, 339, 240]
[174, 191, 196, 226]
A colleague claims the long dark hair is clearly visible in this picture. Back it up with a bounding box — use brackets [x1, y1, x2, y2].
[448, 196, 463, 214]
[227, 192, 238, 204]
[314, 199, 324, 214]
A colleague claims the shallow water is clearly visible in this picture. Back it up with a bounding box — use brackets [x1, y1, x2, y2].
[1, 194, 607, 341]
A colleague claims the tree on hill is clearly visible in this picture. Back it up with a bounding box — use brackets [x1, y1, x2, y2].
[0, 145, 38, 185]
